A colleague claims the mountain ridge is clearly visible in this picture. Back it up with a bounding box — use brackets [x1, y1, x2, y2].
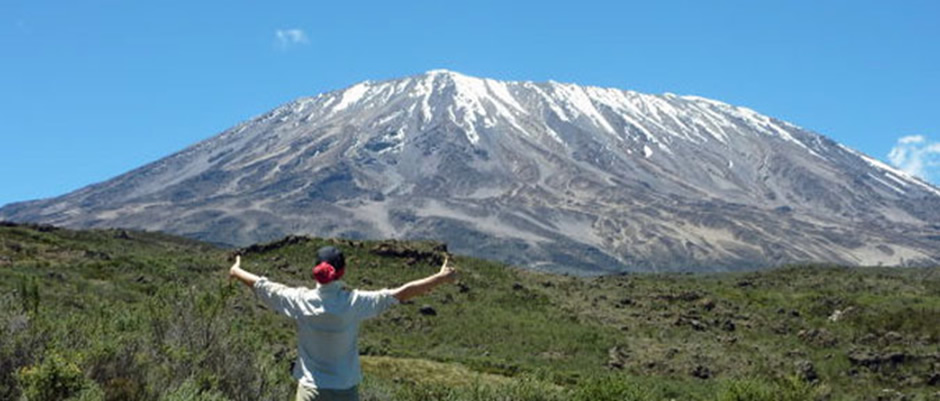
[3, 70, 939, 273]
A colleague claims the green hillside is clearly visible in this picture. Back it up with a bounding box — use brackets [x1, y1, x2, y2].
[1, 222, 937, 400]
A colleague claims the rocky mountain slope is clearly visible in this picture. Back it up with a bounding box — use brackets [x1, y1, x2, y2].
[3, 70, 939, 273]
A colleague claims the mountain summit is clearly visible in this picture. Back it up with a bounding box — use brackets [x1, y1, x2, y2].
[3, 70, 939, 273]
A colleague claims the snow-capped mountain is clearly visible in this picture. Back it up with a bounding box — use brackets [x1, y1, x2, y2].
[3, 70, 939, 273]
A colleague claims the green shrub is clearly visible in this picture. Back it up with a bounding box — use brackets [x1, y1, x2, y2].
[716, 376, 820, 401]
[716, 378, 776, 401]
[16, 352, 87, 401]
[17, 277, 40, 314]
[162, 378, 230, 401]
[83, 343, 149, 401]
[71, 381, 106, 401]
[572, 376, 671, 401]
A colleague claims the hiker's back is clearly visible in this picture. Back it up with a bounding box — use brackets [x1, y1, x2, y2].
[288, 282, 398, 389]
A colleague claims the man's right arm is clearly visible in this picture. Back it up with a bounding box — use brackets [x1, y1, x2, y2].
[230, 255, 303, 317]
[229, 255, 260, 287]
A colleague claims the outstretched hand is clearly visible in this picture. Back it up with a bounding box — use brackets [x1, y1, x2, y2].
[228, 255, 241, 280]
[391, 254, 459, 302]
[229, 255, 260, 287]
[438, 255, 457, 281]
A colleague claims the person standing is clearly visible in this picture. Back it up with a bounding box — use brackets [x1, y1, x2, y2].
[229, 246, 457, 401]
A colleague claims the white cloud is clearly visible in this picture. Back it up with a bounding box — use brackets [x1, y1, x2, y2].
[275, 29, 309, 49]
[888, 135, 940, 183]
[898, 135, 925, 144]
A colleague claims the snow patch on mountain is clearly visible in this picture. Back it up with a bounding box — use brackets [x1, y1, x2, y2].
[547, 82, 617, 135]
[332, 82, 371, 113]
[839, 144, 940, 197]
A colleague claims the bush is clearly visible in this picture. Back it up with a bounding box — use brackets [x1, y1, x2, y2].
[572, 376, 673, 401]
[0, 295, 39, 400]
[71, 382, 106, 401]
[716, 378, 776, 401]
[163, 378, 230, 401]
[16, 352, 88, 401]
[717, 376, 820, 401]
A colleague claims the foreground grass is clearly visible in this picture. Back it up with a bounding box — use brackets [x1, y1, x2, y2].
[0, 222, 937, 400]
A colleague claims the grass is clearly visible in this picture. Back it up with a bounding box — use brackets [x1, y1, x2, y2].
[0, 222, 938, 400]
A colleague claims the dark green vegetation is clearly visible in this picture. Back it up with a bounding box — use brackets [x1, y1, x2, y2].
[1, 222, 938, 400]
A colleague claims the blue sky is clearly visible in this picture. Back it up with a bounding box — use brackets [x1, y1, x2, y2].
[2, 0, 939, 207]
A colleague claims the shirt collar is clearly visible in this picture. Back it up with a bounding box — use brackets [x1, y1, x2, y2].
[316, 280, 345, 293]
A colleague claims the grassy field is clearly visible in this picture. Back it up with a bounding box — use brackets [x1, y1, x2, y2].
[0, 222, 938, 400]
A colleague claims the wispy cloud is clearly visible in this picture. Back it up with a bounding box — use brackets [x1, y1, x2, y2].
[888, 135, 940, 183]
[275, 29, 309, 50]
[15, 19, 28, 33]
